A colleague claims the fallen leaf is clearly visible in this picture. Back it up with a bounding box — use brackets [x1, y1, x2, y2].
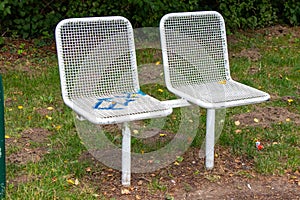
[176, 156, 184, 162]
[174, 161, 179, 166]
[137, 180, 143, 185]
[218, 80, 227, 84]
[253, 118, 259, 123]
[74, 178, 79, 185]
[47, 106, 54, 110]
[86, 167, 91, 172]
[234, 120, 240, 126]
[121, 188, 130, 195]
[235, 129, 242, 133]
[67, 179, 75, 185]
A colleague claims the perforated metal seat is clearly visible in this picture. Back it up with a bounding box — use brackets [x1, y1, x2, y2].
[160, 11, 270, 169]
[160, 11, 269, 109]
[55, 16, 172, 185]
[56, 17, 172, 125]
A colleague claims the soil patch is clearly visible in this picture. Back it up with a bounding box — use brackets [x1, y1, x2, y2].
[79, 147, 300, 199]
[6, 127, 53, 164]
[233, 48, 262, 62]
[232, 106, 300, 128]
[0, 38, 56, 75]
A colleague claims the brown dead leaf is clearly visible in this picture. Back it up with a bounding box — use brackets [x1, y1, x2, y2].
[121, 188, 131, 195]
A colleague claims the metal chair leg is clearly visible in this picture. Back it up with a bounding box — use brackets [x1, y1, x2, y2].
[122, 122, 131, 186]
[205, 109, 215, 170]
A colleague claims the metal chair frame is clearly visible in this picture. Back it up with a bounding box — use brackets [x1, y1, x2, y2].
[160, 11, 270, 169]
[55, 16, 174, 185]
[56, 12, 270, 185]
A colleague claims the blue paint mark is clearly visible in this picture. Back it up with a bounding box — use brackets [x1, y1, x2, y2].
[137, 90, 146, 96]
[93, 98, 113, 109]
[94, 90, 146, 110]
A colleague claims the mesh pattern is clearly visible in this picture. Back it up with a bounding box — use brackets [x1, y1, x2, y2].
[56, 17, 138, 100]
[160, 12, 270, 108]
[161, 12, 229, 87]
[56, 17, 172, 124]
[176, 81, 268, 104]
[73, 92, 169, 121]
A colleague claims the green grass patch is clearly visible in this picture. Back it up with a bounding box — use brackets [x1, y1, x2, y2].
[2, 27, 300, 199]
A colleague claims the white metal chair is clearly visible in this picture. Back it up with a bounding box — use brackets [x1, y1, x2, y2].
[55, 16, 172, 185]
[160, 11, 270, 169]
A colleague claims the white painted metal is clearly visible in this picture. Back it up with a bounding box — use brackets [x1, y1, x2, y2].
[160, 11, 270, 169]
[56, 16, 173, 125]
[55, 16, 173, 185]
[205, 109, 215, 169]
[161, 98, 191, 108]
[122, 122, 131, 186]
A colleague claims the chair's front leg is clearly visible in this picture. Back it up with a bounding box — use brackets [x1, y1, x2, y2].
[205, 109, 215, 170]
[122, 122, 131, 186]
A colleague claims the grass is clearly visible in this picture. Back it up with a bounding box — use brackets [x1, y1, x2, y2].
[1, 27, 300, 199]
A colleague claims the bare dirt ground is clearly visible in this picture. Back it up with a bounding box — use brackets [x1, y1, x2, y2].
[5, 95, 300, 200]
[3, 25, 300, 199]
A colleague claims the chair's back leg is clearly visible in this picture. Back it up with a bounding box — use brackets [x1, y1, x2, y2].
[205, 109, 216, 169]
[122, 122, 131, 186]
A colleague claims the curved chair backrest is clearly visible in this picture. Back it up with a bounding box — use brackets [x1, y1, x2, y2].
[55, 17, 140, 104]
[160, 11, 231, 89]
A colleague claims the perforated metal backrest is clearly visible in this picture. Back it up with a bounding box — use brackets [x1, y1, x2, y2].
[55, 17, 139, 102]
[160, 11, 231, 88]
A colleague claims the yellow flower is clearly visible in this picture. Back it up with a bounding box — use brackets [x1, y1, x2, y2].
[155, 61, 161, 65]
[18, 105, 23, 110]
[157, 88, 164, 93]
[287, 99, 293, 103]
